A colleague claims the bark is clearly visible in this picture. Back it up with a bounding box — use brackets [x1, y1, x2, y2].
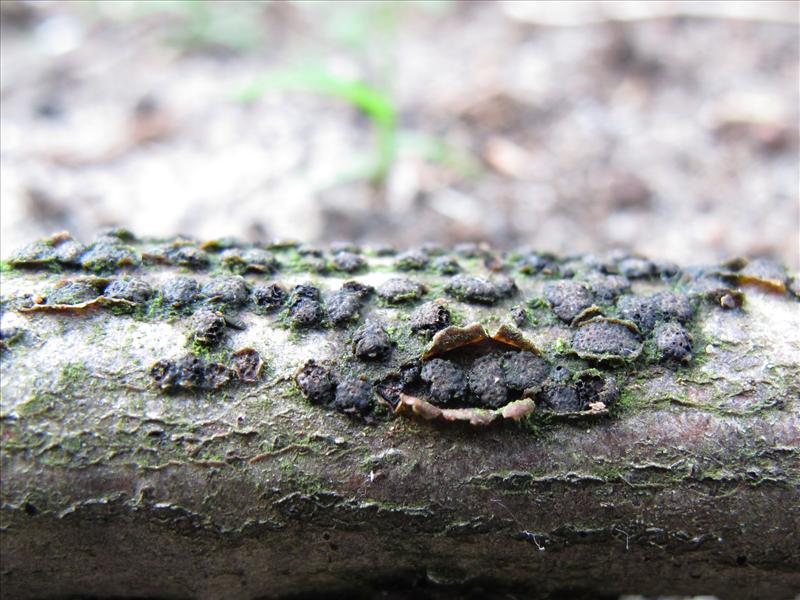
[1, 237, 798, 599]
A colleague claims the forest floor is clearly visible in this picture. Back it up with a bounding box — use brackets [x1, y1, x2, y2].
[1, 1, 797, 268]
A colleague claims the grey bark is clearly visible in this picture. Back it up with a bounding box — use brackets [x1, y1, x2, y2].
[0, 242, 798, 600]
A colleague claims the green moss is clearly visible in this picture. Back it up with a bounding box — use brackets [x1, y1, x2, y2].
[59, 434, 84, 455]
[17, 392, 59, 418]
[0, 328, 24, 348]
[280, 250, 318, 274]
[448, 307, 466, 327]
[613, 384, 651, 414]
[526, 297, 559, 327]
[683, 315, 713, 368]
[0, 261, 14, 273]
[44, 262, 65, 274]
[190, 339, 212, 359]
[328, 263, 367, 276]
[384, 324, 409, 351]
[108, 302, 133, 316]
[371, 401, 389, 418]
[551, 338, 570, 356]
[527, 296, 548, 311]
[640, 337, 660, 364]
[516, 306, 536, 326]
[143, 294, 165, 320]
[590, 461, 628, 482]
[570, 367, 606, 382]
[377, 296, 414, 308]
[479, 313, 501, 326]
[59, 362, 88, 387]
[283, 381, 305, 404]
[517, 411, 556, 437]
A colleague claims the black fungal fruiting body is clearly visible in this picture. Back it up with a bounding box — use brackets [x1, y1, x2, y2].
[654, 322, 693, 362]
[105, 278, 153, 304]
[445, 275, 515, 305]
[296, 361, 336, 406]
[295, 361, 376, 418]
[327, 282, 373, 325]
[685, 274, 746, 309]
[420, 359, 467, 406]
[502, 352, 550, 393]
[353, 322, 392, 361]
[221, 248, 279, 274]
[409, 302, 451, 336]
[509, 306, 527, 327]
[46, 279, 106, 305]
[166, 246, 210, 270]
[432, 256, 461, 274]
[79, 240, 141, 272]
[232, 348, 264, 382]
[334, 376, 375, 416]
[287, 285, 326, 329]
[162, 277, 200, 309]
[517, 252, 558, 275]
[395, 250, 429, 271]
[414, 350, 552, 411]
[617, 291, 694, 333]
[251, 283, 286, 312]
[572, 318, 642, 361]
[151, 350, 264, 391]
[151, 355, 233, 392]
[190, 309, 227, 347]
[467, 354, 508, 408]
[201, 277, 249, 308]
[538, 380, 582, 413]
[290, 299, 325, 328]
[582, 272, 631, 302]
[331, 251, 366, 273]
[9, 235, 85, 268]
[328, 292, 365, 324]
[544, 280, 594, 323]
[377, 278, 425, 305]
[617, 256, 659, 279]
[538, 371, 619, 414]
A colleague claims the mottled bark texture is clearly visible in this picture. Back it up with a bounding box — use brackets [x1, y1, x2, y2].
[1, 234, 798, 599]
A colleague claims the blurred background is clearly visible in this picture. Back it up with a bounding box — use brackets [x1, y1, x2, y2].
[1, 0, 798, 268]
